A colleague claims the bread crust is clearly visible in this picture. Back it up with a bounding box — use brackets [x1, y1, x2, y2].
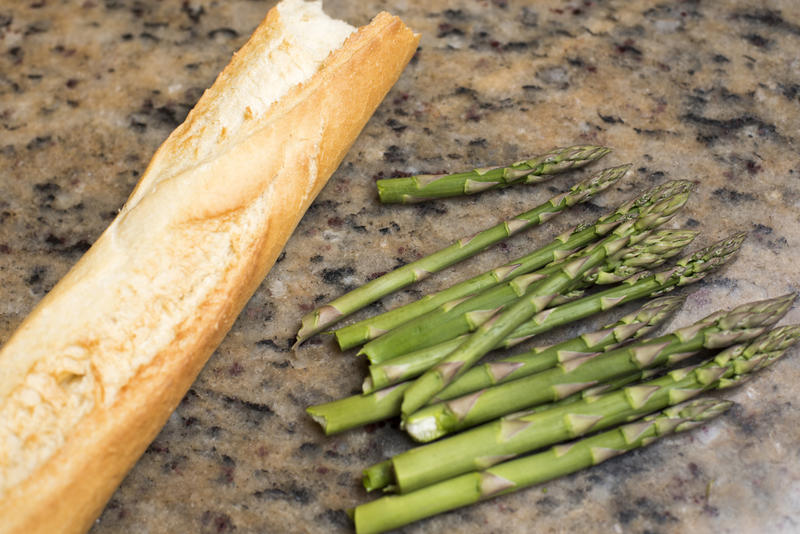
[0, 7, 418, 534]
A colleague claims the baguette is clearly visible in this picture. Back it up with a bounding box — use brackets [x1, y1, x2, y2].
[0, 2, 419, 532]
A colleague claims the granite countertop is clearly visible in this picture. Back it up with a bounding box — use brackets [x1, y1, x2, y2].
[2, 1, 800, 532]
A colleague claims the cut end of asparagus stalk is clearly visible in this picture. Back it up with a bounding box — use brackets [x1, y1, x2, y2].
[402, 291, 787, 442]
[295, 305, 344, 348]
[363, 460, 395, 492]
[352, 397, 733, 534]
[305, 406, 330, 435]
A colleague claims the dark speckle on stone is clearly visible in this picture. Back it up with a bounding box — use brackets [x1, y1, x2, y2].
[413, 201, 448, 217]
[454, 86, 478, 97]
[688, 462, 702, 478]
[321, 266, 355, 286]
[181, 2, 205, 23]
[616, 38, 643, 56]
[221, 395, 274, 421]
[254, 485, 313, 505]
[255, 338, 290, 352]
[139, 31, 160, 42]
[315, 508, 350, 529]
[437, 22, 464, 38]
[733, 9, 800, 36]
[617, 507, 637, 525]
[778, 83, 799, 101]
[536, 495, 558, 509]
[752, 222, 772, 234]
[521, 7, 538, 26]
[200, 511, 235, 533]
[712, 53, 730, 63]
[383, 145, 406, 163]
[681, 113, 779, 145]
[598, 112, 624, 124]
[443, 8, 467, 20]
[744, 159, 762, 174]
[298, 442, 320, 456]
[25, 265, 47, 288]
[712, 187, 756, 203]
[385, 117, 407, 132]
[743, 33, 771, 48]
[26, 135, 53, 150]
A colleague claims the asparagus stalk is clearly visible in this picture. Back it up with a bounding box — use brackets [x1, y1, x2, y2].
[363, 231, 695, 392]
[376, 145, 611, 204]
[295, 165, 628, 346]
[400, 190, 692, 416]
[403, 293, 793, 441]
[360, 367, 665, 494]
[368, 232, 747, 377]
[306, 234, 743, 435]
[336, 179, 695, 350]
[428, 296, 684, 400]
[360, 194, 691, 366]
[353, 398, 733, 534]
[363, 288, 684, 396]
[378, 320, 800, 494]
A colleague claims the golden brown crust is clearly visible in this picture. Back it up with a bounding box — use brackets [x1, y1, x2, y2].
[0, 6, 418, 533]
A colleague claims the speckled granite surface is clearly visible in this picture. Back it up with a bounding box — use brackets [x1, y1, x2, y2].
[2, 1, 800, 532]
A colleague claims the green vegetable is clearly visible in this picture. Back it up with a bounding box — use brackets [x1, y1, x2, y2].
[376, 318, 799, 493]
[352, 398, 733, 534]
[403, 293, 792, 442]
[376, 144, 611, 204]
[335, 179, 695, 351]
[399, 188, 691, 416]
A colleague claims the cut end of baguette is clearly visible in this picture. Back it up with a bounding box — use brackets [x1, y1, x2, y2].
[0, 2, 418, 533]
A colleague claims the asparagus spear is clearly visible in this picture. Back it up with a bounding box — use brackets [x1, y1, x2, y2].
[306, 234, 743, 435]
[400, 190, 691, 416]
[363, 231, 695, 392]
[429, 297, 683, 399]
[360, 191, 691, 366]
[376, 145, 611, 204]
[378, 320, 800, 493]
[363, 279, 685, 395]
[366, 232, 747, 377]
[360, 367, 666, 494]
[336, 179, 695, 350]
[295, 164, 628, 346]
[403, 293, 793, 441]
[353, 398, 733, 534]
